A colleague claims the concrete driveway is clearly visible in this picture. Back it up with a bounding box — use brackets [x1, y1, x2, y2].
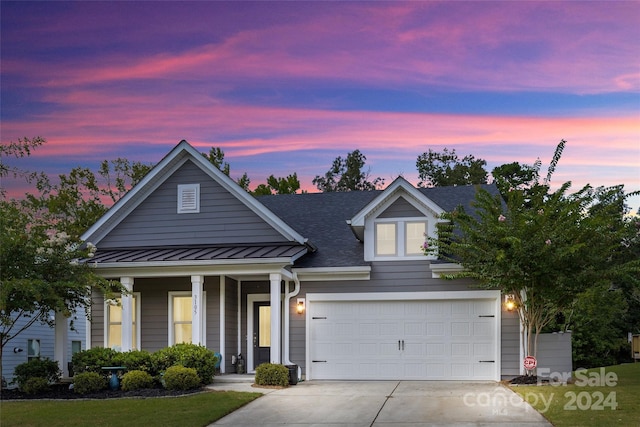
[206, 379, 552, 427]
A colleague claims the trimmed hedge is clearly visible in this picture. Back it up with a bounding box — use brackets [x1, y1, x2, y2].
[13, 358, 61, 389]
[151, 344, 217, 385]
[113, 350, 153, 373]
[73, 372, 107, 394]
[121, 370, 154, 391]
[71, 347, 118, 374]
[20, 377, 50, 394]
[70, 344, 218, 388]
[255, 363, 289, 387]
[163, 365, 200, 391]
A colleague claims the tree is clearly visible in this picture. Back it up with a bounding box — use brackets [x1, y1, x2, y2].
[491, 161, 540, 198]
[424, 141, 639, 371]
[416, 148, 488, 187]
[312, 150, 384, 192]
[0, 136, 47, 198]
[0, 140, 126, 375]
[253, 173, 301, 196]
[202, 146, 250, 191]
[0, 197, 120, 377]
[25, 160, 152, 240]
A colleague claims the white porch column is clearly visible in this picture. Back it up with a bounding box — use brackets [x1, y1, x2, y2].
[120, 277, 134, 352]
[269, 273, 282, 364]
[191, 275, 204, 345]
[219, 275, 226, 373]
[54, 311, 69, 377]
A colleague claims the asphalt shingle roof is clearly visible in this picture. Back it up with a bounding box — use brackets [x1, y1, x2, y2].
[258, 184, 500, 268]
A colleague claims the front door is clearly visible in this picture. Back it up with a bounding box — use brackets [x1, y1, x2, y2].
[253, 302, 271, 369]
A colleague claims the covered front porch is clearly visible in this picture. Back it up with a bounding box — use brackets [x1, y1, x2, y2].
[87, 244, 308, 374]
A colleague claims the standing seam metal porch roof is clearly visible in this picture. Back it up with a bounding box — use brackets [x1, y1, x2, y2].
[86, 244, 308, 264]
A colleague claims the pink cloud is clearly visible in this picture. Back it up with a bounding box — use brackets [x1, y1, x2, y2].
[4, 2, 638, 94]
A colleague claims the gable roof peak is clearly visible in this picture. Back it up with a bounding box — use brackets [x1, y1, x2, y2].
[81, 140, 307, 246]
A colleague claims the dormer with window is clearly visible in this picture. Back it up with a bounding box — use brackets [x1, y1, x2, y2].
[348, 178, 445, 261]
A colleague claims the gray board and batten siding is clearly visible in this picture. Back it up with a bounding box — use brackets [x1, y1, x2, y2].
[97, 160, 288, 249]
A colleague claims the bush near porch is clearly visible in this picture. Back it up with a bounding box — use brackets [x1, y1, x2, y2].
[69, 344, 218, 387]
[255, 363, 290, 387]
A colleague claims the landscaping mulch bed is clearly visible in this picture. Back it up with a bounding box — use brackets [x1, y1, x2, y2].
[509, 375, 545, 385]
[1, 383, 203, 400]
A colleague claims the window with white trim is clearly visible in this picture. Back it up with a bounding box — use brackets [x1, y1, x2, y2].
[405, 221, 427, 255]
[375, 223, 397, 256]
[168, 292, 206, 345]
[177, 184, 200, 213]
[374, 219, 427, 258]
[27, 339, 40, 361]
[105, 293, 140, 350]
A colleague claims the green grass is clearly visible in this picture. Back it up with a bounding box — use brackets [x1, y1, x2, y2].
[510, 363, 640, 427]
[0, 390, 262, 427]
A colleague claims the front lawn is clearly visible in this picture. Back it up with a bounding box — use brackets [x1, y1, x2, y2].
[510, 363, 640, 427]
[0, 390, 262, 427]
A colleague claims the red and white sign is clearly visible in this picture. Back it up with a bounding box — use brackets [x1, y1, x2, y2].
[523, 355, 537, 370]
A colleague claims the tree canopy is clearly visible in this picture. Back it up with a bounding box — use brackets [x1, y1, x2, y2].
[424, 141, 640, 366]
[416, 148, 488, 187]
[0, 139, 123, 371]
[312, 149, 384, 192]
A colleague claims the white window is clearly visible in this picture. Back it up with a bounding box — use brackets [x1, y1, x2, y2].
[105, 293, 140, 350]
[168, 292, 206, 345]
[27, 339, 40, 361]
[375, 223, 397, 256]
[374, 219, 428, 259]
[177, 184, 200, 213]
[405, 222, 427, 255]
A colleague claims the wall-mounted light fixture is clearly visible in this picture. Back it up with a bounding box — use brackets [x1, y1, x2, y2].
[296, 298, 305, 315]
[13, 347, 23, 353]
[504, 294, 517, 312]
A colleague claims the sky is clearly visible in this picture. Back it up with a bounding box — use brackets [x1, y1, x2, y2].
[1, 1, 639, 212]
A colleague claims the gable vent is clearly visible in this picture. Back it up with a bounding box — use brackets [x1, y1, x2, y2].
[177, 184, 200, 214]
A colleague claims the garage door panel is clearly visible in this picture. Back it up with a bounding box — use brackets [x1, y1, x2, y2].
[451, 322, 471, 336]
[427, 322, 445, 336]
[451, 343, 470, 357]
[309, 299, 497, 381]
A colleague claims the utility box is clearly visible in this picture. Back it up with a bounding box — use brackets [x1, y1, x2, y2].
[632, 335, 640, 361]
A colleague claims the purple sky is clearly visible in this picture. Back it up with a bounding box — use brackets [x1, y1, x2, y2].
[1, 1, 639, 212]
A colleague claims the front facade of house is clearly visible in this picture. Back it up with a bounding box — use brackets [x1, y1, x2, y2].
[81, 141, 520, 381]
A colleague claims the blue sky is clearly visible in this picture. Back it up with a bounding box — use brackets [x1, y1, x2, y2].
[1, 1, 639, 212]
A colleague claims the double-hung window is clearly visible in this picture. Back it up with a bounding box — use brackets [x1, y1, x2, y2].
[375, 219, 427, 258]
[105, 293, 140, 350]
[168, 292, 206, 345]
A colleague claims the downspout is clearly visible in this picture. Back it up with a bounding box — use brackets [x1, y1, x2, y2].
[283, 271, 301, 381]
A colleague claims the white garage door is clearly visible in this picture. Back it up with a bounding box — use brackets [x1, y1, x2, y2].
[309, 298, 498, 380]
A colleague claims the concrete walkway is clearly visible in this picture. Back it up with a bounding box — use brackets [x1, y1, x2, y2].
[206, 377, 552, 426]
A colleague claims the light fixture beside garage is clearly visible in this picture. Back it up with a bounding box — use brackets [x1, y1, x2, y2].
[296, 298, 305, 314]
[504, 294, 517, 311]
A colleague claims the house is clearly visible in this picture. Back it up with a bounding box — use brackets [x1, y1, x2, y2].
[80, 140, 520, 381]
[2, 311, 86, 385]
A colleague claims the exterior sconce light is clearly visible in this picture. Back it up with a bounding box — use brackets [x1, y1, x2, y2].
[296, 298, 305, 315]
[504, 294, 517, 312]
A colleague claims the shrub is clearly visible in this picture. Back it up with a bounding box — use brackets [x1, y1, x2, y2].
[151, 344, 217, 384]
[255, 363, 289, 387]
[73, 372, 107, 394]
[71, 347, 118, 374]
[13, 358, 61, 389]
[163, 365, 200, 391]
[113, 350, 153, 373]
[20, 377, 50, 394]
[121, 370, 154, 391]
